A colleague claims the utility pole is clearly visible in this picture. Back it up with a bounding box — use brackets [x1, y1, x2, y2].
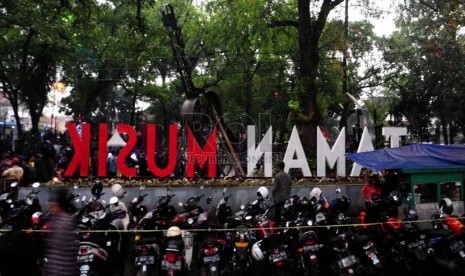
[342, 0, 351, 138]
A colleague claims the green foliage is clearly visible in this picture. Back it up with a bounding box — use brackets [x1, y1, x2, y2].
[382, 0, 465, 143]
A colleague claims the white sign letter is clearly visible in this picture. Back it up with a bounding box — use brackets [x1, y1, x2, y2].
[317, 127, 346, 177]
[283, 126, 312, 176]
[383, 127, 407, 148]
[247, 125, 273, 177]
[350, 127, 374, 176]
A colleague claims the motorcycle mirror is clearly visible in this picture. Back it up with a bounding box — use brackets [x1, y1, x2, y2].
[207, 196, 213, 205]
[32, 182, 40, 189]
[109, 196, 119, 205]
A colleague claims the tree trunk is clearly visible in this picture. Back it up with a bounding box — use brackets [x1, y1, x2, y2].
[441, 120, 449, 145]
[296, 0, 343, 151]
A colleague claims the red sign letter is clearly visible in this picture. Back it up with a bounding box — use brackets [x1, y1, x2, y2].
[97, 123, 108, 177]
[146, 124, 177, 178]
[116, 124, 137, 177]
[64, 123, 91, 177]
[186, 127, 217, 178]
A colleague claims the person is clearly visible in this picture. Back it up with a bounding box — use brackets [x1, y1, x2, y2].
[20, 156, 35, 186]
[361, 172, 382, 202]
[272, 161, 292, 227]
[42, 188, 78, 276]
[2, 156, 24, 182]
[107, 150, 117, 177]
[361, 172, 383, 223]
[381, 169, 399, 198]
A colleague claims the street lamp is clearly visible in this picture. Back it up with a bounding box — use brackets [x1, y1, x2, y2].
[52, 81, 66, 133]
[345, 92, 364, 143]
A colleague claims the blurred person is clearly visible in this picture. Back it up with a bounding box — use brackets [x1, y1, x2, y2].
[0, 152, 12, 173]
[20, 156, 35, 186]
[138, 152, 150, 177]
[2, 156, 24, 182]
[272, 161, 292, 227]
[107, 150, 117, 177]
[42, 188, 78, 276]
[29, 155, 36, 169]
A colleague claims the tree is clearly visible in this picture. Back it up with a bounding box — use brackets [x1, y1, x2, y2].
[1, 2, 70, 140]
[382, 0, 465, 143]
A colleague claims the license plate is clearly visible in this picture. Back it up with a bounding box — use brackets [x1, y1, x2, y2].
[135, 256, 155, 266]
[203, 254, 220, 264]
[303, 244, 322, 252]
[235, 242, 248, 248]
[77, 254, 94, 263]
[269, 251, 287, 263]
[408, 240, 426, 251]
[161, 260, 182, 270]
[338, 255, 357, 269]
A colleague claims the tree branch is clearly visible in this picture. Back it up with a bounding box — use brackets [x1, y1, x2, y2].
[419, 0, 439, 12]
[269, 20, 298, 29]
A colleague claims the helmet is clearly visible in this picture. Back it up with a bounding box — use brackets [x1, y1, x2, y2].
[111, 183, 125, 198]
[309, 187, 322, 200]
[334, 195, 351, 212]
[87, 201, 104, 219]
[11, 157, 19, 165]
[31, 211, 43, 227]
[166, 226, 182, 237]
[91, 180, 103, 197]
[256, 186, 269, 199]
[251, 241, 264, 261]
[439, 198, 453, 215]
[388, 191, 402, 207]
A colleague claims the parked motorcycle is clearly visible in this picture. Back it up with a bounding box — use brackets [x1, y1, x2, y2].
[129, 185, 149, 229]
[285, 217, 324, 276]
[197, 188, 231, 276]
[76, 180, 121, 276]
[160, 226, 186, 276]
[229, 225, 253, 275]
[251, 231, 290, 276]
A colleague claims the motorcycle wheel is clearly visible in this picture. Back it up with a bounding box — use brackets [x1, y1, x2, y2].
[136, 266, 158, 276]
[271, 267, 288, 276]
[200, 265, 220, 276]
